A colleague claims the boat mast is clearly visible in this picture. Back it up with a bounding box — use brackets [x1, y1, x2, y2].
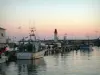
[29, 27, 36, 41]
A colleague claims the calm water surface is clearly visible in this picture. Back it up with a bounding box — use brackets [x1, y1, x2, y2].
[0, 47, 100, 75]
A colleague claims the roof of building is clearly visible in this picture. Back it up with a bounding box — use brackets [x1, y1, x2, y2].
[0, 27, 6, 30]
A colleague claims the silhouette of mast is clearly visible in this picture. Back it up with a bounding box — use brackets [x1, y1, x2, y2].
[29, 27, 36, 41]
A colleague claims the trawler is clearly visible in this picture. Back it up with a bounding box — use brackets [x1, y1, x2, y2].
[16, 28, 46, 59]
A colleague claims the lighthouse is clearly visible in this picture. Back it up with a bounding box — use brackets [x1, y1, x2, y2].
[54, 29, 58, 42]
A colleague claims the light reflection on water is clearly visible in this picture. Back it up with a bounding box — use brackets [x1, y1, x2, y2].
[0, 47, 100, 75]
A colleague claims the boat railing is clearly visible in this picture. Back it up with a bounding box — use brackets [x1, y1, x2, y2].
[17, 41, 46, 53]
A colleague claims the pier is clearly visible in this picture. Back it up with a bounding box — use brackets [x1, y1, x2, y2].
[44, 44, 80, 56]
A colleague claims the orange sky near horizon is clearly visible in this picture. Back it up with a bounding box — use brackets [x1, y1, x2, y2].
[0, 0, 100, 40]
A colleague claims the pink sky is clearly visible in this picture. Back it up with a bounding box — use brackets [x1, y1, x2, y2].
[0, 0, 100, 40]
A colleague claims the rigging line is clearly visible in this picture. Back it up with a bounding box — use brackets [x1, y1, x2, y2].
[32, 20, 40, 40]
[28, 20, 40, 40]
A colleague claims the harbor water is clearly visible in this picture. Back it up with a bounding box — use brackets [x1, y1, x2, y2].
[0, 47, 100, 75]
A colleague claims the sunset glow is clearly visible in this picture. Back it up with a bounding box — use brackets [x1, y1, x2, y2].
[0, 0, 100, 40]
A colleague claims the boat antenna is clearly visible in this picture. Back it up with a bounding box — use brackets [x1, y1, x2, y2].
[29, 27, 36, 41]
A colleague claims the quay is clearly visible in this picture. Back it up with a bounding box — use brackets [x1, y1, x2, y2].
[44, 44, 80, 55]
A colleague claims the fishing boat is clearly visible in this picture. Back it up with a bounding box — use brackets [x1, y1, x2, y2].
[0, 47, 8, 63]
[79, 39, 93, 50]
[79, 44, 92, 50]
[16, 28, 46, 59]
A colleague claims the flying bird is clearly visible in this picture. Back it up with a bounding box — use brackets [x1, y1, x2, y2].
[18, 26, 21, 29]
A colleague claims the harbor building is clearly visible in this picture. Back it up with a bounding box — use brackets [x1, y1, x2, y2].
[0, 27, 6, 48]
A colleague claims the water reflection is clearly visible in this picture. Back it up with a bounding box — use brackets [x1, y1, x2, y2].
[6, 62, 18, 75]
[17, 58, 46, 75]
[0, 63, 6, 75]
[0, 58, 46, 75]
[0, 47, 100, 75]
